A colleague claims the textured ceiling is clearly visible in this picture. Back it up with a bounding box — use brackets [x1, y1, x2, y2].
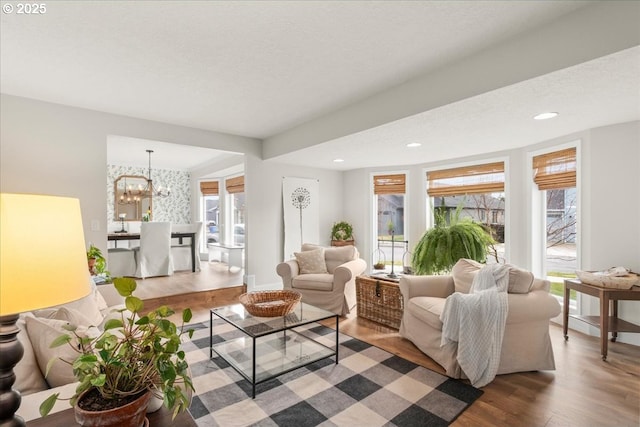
[2, 1, 638, 171]
[106, 136, 239, 171]
[273, 46, 640, 170]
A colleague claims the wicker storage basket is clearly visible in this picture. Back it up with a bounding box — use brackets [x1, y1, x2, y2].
[239, 290, 302, 317]
[356, 276, 404, 329]
[576, 271, 639, 290]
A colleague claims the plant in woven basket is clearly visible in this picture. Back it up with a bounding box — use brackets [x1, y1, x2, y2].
[39, 277, 194, 423]
[411, 205, 494, 275]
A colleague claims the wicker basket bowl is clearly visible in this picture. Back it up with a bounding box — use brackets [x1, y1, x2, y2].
[576, 270, 639, 289]
[239, 290, 302, 317]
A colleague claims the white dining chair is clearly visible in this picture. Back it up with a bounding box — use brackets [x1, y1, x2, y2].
[107, 247, 137, 277]
[171, 222, 202, 272]
[134, 222, 173, 278]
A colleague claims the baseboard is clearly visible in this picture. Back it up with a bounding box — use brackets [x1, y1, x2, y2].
[249, 282, 283, 292]
[142, 285, 246, 313]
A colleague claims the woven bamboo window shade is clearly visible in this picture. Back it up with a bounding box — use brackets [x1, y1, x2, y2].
[533, 147, 576, 190]
[427, 162, 504, 197]
[199, 181, 219, 195]
[225, 175, 245, 194]
[373, 174, 406, 195]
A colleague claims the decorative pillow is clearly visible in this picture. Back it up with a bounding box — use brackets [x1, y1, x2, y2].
[324, 245, 358, 273]
[451, 258, 483, 293]
[35, 279, 105, 326]
[25, 316, 97, 388]
[451, 259, 535, 294]
[14, 313, 48, 395]
[507, 265, 535, 294]
[294, 248, 328, 274]
[33, 306, 95, 328]
[94, 285, 109, 313]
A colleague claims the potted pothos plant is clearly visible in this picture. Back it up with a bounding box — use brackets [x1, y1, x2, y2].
[40, 277, 194, 427]
[411, 205, 494, 275]
[87, 244, 107, 276]
[330, 221, 354, 247]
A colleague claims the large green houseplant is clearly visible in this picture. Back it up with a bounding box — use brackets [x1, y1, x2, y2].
[411, 206, 494, 275]
[40, 277, 194, 426]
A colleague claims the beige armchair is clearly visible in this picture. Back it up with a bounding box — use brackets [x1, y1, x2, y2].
[399, 259, 561, 379]
[276, 243, 367, 316]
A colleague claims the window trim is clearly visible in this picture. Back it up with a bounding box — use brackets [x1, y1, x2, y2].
[527, 141, 582, 320]
[424, 156, 510, 261]
[370, 170, 409, 271]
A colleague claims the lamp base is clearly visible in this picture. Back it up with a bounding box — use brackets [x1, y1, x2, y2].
[0, 314, 25, 427]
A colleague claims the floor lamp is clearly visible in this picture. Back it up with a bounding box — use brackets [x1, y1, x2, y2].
[0, 193, 92, 426]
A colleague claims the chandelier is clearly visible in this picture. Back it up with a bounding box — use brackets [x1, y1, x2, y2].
[144, 149, 171, 198]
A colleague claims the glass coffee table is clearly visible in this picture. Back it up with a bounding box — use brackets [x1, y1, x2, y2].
[209, 302, 339, 398]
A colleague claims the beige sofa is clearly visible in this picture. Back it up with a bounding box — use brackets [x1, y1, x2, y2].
[276, 243, 367, 316]
[399, 259, 561, 379]
[14, 282, 127, 422]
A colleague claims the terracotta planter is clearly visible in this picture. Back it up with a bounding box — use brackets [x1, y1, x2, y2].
[331, 239, 354, 247]
[88, 258, 97, 275]
[74, 390, 151, 427]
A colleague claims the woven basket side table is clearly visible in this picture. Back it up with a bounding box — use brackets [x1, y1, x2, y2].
[355, 275, 404, 329]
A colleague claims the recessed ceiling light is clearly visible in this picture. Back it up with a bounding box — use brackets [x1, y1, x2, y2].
[406, 142, 422, 148]
[533, 112, 559, 120]
[333, 158, 344, 163]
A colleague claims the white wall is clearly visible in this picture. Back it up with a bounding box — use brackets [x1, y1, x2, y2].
[247, 155, 344, 289]
[581, 121, 640, 345]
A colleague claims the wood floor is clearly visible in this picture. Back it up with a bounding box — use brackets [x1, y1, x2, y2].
[137, 269, 640, 427]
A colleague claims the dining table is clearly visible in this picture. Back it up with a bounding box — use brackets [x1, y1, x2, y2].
[107, 231, 197, 272]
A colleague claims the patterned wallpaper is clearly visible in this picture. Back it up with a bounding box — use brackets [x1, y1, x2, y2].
[107, 164, 191, 231]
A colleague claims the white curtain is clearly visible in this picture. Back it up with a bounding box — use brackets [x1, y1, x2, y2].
[283, 177, 319, 260]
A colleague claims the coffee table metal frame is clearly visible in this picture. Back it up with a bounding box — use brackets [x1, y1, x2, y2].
[209, 302, 339, 398]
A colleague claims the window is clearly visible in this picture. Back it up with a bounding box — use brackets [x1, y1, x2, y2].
[533, 147, 578, 301]
[373, 173, 406, 272]
[226, 175, 245, 245]
[427, 162, 505, 262]
[200, 181, 220, 250]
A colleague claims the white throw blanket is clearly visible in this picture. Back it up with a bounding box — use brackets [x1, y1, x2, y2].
[440, 263, 510, 387]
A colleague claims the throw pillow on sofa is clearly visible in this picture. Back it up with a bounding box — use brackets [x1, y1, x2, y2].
[507, 266, 535, 294]
[14, 313, 48, 395]
[295, 248, 328, 274]
[451, 259, 483, 293]
[451, 258, 535, 294]
[33, 306, 96, 328]
[25, 315, 99, 388]
[34, 280, 107, 327]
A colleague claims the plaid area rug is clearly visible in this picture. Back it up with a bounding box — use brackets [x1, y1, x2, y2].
[182, 320, 482, 427]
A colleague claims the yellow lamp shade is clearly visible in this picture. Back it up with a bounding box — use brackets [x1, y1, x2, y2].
[1, 193, 92, 315]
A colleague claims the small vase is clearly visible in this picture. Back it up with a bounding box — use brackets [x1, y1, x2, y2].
[88, 258, 97, 275]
